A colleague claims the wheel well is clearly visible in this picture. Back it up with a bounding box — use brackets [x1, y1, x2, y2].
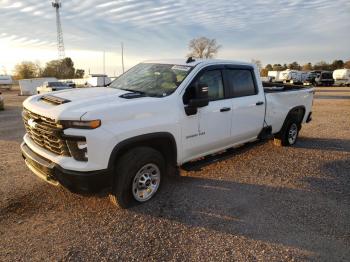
[108, 133, 177, 172]
[288, 106, 306, 126]
[277, 106, 305, 136]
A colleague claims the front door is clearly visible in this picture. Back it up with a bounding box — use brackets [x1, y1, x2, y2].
[181, 68, 232, 162]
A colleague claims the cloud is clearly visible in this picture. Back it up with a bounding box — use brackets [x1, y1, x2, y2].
[0, 0, 349, 67]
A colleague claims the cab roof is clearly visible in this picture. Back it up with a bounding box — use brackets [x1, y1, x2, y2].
[143, 58, 253, 68]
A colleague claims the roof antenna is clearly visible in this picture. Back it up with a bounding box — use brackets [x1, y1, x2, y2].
[186, 57, 195, 63]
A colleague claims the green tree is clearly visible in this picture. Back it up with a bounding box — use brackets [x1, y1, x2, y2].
[187, 37, 221, 59]
[344, 60, 350, 69]
[302, 63, 313, 71]
[75, 69, 85, 78]
[42, 57, 83, 79]
[331, 60, 344, 70]
[288, 62, 301, 70]
[13, 61, 41, 79]
[272, 64, 283, 71]
[265, 64, 273, 71]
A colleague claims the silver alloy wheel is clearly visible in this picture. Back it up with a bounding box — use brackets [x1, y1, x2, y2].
[132, 163, 161, 202]
[288, 123, 298, 145]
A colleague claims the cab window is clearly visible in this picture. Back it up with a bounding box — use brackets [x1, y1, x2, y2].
[183, 69, 225, 104]
[226, 69, 257, 97]
[198, 70, 224, 101]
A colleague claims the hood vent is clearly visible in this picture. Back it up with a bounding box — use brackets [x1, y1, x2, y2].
[119, 93, 145, 99]
[40, 95, 71, 105]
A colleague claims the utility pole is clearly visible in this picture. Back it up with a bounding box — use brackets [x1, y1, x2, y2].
[103, 51, 106, 75]
[121, 42, 125, 74]
[52, 0, 65, 59]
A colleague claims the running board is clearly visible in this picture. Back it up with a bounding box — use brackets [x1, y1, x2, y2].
[181, 141, 266, 172]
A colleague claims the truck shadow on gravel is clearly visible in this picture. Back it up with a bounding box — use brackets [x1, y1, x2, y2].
[302, 159, 350, 199]
[296, 137, 350, 153]
[132, 172, 350, 260]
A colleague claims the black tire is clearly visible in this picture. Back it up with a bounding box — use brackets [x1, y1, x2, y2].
[109, 147, 165, 209]
[274, 118, 299, 147]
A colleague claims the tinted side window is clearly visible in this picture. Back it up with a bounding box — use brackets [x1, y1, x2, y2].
[227, 70, 257, 97]
[198, 70, 224, 101]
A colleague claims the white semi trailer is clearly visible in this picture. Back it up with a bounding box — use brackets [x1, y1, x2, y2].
[19, 78, 57, 95]
[281, 70, 308, 85]
[333, 69, 350, 86]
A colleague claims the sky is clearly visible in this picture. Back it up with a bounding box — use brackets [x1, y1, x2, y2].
[0, 0, 349, 76]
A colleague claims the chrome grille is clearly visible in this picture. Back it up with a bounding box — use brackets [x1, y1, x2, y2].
[22, 108, 70, 156]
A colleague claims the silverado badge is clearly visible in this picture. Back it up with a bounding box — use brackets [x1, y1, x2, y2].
[28, 119, 37, 129]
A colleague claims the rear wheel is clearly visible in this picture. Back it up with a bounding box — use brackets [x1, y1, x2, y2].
[274, 118, 299, 146]
[109, 147, 165, 208]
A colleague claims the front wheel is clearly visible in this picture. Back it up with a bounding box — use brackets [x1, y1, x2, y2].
[274, 119, 299, 146]
[109, 147, 165, 208]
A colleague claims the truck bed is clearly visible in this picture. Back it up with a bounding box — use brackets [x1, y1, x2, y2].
[262, 82, 310, 93]
[264, 84, 314, 134]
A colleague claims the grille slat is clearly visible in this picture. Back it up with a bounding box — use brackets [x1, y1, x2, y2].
[22, 108, 70, 156]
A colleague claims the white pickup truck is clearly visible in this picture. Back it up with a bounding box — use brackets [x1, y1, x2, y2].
[21, 59, 313, 208]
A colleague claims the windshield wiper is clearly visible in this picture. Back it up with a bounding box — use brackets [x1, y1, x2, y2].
[118, 88, 146, 95]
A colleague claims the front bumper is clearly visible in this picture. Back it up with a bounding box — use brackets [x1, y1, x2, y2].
[21, 142, 112, 193]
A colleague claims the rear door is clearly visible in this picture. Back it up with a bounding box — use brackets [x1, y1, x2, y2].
[224, 66, 265, 142]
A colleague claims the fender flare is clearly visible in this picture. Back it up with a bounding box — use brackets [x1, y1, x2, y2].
[277, 106, 306, 136]
[107, 132, 178, 171]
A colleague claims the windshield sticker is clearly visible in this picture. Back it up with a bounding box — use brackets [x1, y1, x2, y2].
[171, 65, 191, 72]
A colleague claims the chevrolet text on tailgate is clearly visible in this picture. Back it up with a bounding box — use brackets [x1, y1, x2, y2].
[21, 59, 314, 208]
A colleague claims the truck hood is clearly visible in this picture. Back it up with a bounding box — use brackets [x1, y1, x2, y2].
[51, 87, 127, 100]
[22, 87, 138, 120]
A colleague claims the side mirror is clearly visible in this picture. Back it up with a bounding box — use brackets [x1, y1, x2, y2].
[185, 82, 209, 115]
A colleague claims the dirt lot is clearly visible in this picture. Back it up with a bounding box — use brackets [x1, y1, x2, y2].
[0, 87, 349, 261]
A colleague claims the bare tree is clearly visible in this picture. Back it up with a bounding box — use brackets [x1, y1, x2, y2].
[251, 59, 262, 71]
[187, 37, 221, 59]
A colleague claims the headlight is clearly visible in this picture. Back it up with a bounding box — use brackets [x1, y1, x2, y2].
[59, 120, 101, 129]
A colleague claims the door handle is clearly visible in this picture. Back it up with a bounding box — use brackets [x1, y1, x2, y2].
[256, 101, 264, 106]
[220, 107, 231, 112]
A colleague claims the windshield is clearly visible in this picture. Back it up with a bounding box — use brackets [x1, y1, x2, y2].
[322, 73, 332, 79]
[109, 63, 193, 97]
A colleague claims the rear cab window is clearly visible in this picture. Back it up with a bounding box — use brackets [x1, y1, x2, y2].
[225, 69, 257, 98]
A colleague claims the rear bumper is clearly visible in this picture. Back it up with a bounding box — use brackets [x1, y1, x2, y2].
[21, 142, 112, 194]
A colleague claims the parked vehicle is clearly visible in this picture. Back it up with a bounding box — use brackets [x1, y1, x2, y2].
[333, 69, 350, 86]
[281, 70, 308, 85]
[64, 80, 76, 88]
[21, 59, 314, 208]
[0, 75, 13, 86]
[85, 74, 111, 87]
[19, 78, 57, 95]
[268, 71, 283, 82]
[0, 92, 4, 110]
[37, 81, 72, 94]
[314, 71, 334, 86]
[260, 76, 274, 82]
[303, 71, 321, 86]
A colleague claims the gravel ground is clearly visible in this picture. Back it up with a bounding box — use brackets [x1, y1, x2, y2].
[0, 87, 349, 261]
